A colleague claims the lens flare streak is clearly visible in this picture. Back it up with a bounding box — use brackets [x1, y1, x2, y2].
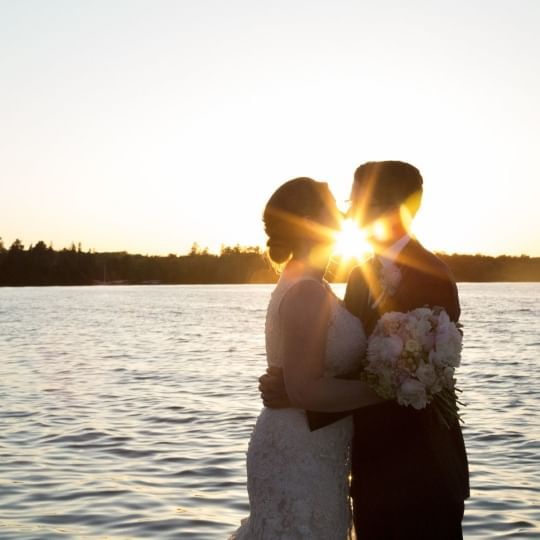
[333, 219, 372, 262]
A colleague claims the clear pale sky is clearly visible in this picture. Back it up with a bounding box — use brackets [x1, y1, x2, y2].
[1, 0, 539, 256]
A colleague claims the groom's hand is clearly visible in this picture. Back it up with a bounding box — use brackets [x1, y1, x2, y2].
[258, 367, 291, 408]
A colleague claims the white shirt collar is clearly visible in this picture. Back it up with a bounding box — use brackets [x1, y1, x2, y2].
[377, 234, 411, 267]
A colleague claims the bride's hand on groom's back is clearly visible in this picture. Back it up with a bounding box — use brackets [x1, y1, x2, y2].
[259, 367, 291, 409]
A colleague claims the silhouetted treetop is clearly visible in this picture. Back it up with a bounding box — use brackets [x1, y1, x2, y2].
[0, 238, 538, 286]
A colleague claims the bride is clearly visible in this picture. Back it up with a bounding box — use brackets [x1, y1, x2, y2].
[230, 177, 382, 539]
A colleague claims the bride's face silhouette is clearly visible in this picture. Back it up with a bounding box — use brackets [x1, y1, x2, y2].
[294, 187, 342, 268]
[316, 185, 341, 235]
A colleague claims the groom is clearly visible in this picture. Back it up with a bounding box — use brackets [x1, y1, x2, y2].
[261, 161, 469, 539]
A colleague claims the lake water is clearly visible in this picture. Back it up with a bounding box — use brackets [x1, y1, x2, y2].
[0, 283, 539, 539]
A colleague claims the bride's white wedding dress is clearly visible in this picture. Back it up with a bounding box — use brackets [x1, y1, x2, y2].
[230, 273, 366, 539]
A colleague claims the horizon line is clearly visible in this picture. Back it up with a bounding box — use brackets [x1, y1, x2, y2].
[1, 237, 539, 260]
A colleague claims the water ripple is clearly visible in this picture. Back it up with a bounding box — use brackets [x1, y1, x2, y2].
[0, 283, 538, 538]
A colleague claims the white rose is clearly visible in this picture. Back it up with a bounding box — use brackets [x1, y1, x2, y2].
[369, 334, 403, 363]
[380, 312, 406, 335]
[416, 362, 437, 388]
[429, 349, 443, 367]
[403, 315, 433, 350]
[434, 338, 462, 367]
[383, 335, 404, 362]
[437, 309, 451, 326]
[418, 318, 432, 336]
[419, 332, 435, 352]
[397, 378, 427, 410]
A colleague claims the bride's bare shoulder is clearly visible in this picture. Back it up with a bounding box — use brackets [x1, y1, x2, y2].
[279, 279, 331, 318]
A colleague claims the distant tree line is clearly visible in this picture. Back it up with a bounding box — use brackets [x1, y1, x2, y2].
[0, 239, 277, 286]
[0, 237, 538, 286]
[436, 253, 540, 282]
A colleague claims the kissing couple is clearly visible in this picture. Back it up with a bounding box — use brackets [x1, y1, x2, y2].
[230, 161, 470, 540]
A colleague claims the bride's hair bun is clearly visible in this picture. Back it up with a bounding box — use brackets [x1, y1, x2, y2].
[263, 177, 335, 265]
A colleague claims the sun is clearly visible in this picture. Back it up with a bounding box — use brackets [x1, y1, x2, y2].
[333, 219, 373, 261]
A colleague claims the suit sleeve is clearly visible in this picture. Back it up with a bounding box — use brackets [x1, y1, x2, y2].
[422, 270, 460, 322]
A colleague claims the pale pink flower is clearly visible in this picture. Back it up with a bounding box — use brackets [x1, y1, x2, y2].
[397, 378, 427, 410]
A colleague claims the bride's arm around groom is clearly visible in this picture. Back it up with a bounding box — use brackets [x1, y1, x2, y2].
[277, 277, 382, 412]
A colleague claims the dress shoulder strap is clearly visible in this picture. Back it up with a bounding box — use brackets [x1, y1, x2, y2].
[271, 275, 333, 315]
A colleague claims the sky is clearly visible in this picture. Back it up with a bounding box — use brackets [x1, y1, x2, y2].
[1, 0, 539, 257]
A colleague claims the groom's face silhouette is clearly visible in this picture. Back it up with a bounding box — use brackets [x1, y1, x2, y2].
[348, 184, 386, 229]
[348, 161, 423, 237]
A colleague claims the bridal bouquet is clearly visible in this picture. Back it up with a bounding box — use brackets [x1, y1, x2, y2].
[363, 307, 464, 427]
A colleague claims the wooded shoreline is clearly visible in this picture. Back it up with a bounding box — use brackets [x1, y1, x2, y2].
[1, 239, 539, 286]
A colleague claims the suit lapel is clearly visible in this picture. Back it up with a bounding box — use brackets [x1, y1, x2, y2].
[350, 240, 425, 334]
[388, 239, 417, 311]
[367, 239, 420, 320]
[358, 257, 384, 334]
[363, 257, 382, 309]
[394, 238, 425, 278]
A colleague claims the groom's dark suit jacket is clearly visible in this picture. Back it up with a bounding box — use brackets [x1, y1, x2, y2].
[308, 239, 470, 512]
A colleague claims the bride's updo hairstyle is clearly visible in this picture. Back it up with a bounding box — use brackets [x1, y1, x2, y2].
[263, 177, 338, 264]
